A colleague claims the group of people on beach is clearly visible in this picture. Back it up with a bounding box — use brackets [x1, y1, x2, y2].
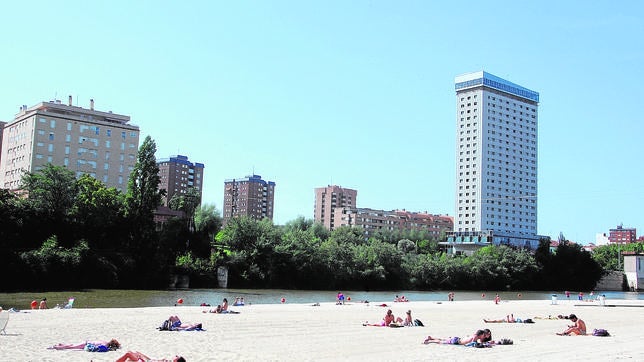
[51, 339, 186, 362]
[46, 295, 248, 360]
[364, 308, 421, 327]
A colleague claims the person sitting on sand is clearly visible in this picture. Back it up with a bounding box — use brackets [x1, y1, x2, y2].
[115, 350, 186, 362]
[221, 298, 229, 311]
[557, 314, 586, 335]
[50, 338, 120, 351]
[39, 298, 48, 309]
[423, 329, 491, 345]
[402, 310, 414, 326]
[168, 316, 203, 331]
[364, 309, 403, 327]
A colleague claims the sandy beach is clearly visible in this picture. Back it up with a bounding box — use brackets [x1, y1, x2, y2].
[1, 297, 642, 361]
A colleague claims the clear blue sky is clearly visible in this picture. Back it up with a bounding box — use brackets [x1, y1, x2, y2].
[2, 1, 643, 243]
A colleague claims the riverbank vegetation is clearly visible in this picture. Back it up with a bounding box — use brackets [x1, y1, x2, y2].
[0, 136, 630, 292]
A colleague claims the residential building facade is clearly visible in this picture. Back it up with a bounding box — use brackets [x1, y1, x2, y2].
[314, 185, 357, 230]
[223, 174, 275, 225]
[609, 225, 636, 244]
[157, 154, 204, 207]
[0, 98, 139, 192]
[334, 207, 453, 239]
[447, 71, 540, 252]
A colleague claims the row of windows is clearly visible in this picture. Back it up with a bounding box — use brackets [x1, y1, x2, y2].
[486, 95, 538, 110]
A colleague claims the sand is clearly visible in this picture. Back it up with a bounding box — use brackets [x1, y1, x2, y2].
[1, 297, 642, 361]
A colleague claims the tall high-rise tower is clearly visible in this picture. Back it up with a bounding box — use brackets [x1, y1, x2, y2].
[314, 185, 357, 230]
[223, 174, 275, 225]
[451, 71, 539, 249]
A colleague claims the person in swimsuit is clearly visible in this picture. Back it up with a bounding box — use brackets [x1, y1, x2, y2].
[423, 329, 491, 345]
[50, 339, 120, 351]
[557, 314, 587, 335]
[115, 351, 186, 362]
[167, 316, 202, 331]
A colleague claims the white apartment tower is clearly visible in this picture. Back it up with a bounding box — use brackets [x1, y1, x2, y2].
[451, 71, 539, 249]
[0, 98, 139, 192]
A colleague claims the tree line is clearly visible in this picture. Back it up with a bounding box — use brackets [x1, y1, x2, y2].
[0, 136, 625, 292]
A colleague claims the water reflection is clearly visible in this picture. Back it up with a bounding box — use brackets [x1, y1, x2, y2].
[0, 289, 641, 309]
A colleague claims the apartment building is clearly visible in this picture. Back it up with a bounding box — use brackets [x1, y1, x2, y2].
[0, 98, 139, 192]
[448, 71, 540, 251]
[157, 155, 204, 207]
[314, 185, 357, 230]
[609, 225, 637, 244]
[334, 207, 453, 239]
[223, 174, 275, 225]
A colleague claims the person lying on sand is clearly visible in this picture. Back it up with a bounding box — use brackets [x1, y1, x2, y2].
[484, 314, 533, 323]
[423, 329, 491, 345]
[167, 316, 203, 331]
[49, 338, 120, 351]
[115, 350, 186, 362]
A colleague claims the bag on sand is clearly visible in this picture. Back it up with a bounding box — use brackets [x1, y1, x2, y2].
[593, 328, 610, 337]
[413, 319, 424, 327]
[158, 319, 172, 331]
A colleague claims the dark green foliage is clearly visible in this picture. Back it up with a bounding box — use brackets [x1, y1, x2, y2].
[534, 239, 603, 290]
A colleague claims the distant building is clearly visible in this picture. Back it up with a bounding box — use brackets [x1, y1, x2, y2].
[0, 98, 139, 193]
[223, 174, 275, 225]
[334, 207, 453, 239]
[157, 155, 204, 207]
[609, 225, 636, 244]
[595, 233, 610, 246]
[446, 71, 541, 253]
[314, 185, 357, 230]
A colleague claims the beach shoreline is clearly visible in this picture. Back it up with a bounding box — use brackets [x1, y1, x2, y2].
[1, 298, 642, 361]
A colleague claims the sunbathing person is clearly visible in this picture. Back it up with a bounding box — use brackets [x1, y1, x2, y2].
[423, 329, 491, 345]
[168, 315, 203, 331]
[557, 314, 586, 335]
[115, 350, 186, 362]
[50, 338, 120, 351]
[484, 314, 533, 323]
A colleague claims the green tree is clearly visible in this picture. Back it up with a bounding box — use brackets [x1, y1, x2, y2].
[216, 217, 282, 286]
[193, 203, 223, 258]
[124, 135, 165, 286]
[21, 164, 77, 247]
[535, 239, 603, 290]
[0, 189, 22, 248]
[72, 174, 127, 249]
[328, 226, 365, 245]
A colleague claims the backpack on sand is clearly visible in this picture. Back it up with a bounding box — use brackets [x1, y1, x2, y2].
[413, 319, 424, 327]
[593, 328, 610, 337]
[158, 319, 172, 331]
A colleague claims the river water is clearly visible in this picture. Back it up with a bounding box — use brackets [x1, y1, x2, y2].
[1, 289, 642, 309]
